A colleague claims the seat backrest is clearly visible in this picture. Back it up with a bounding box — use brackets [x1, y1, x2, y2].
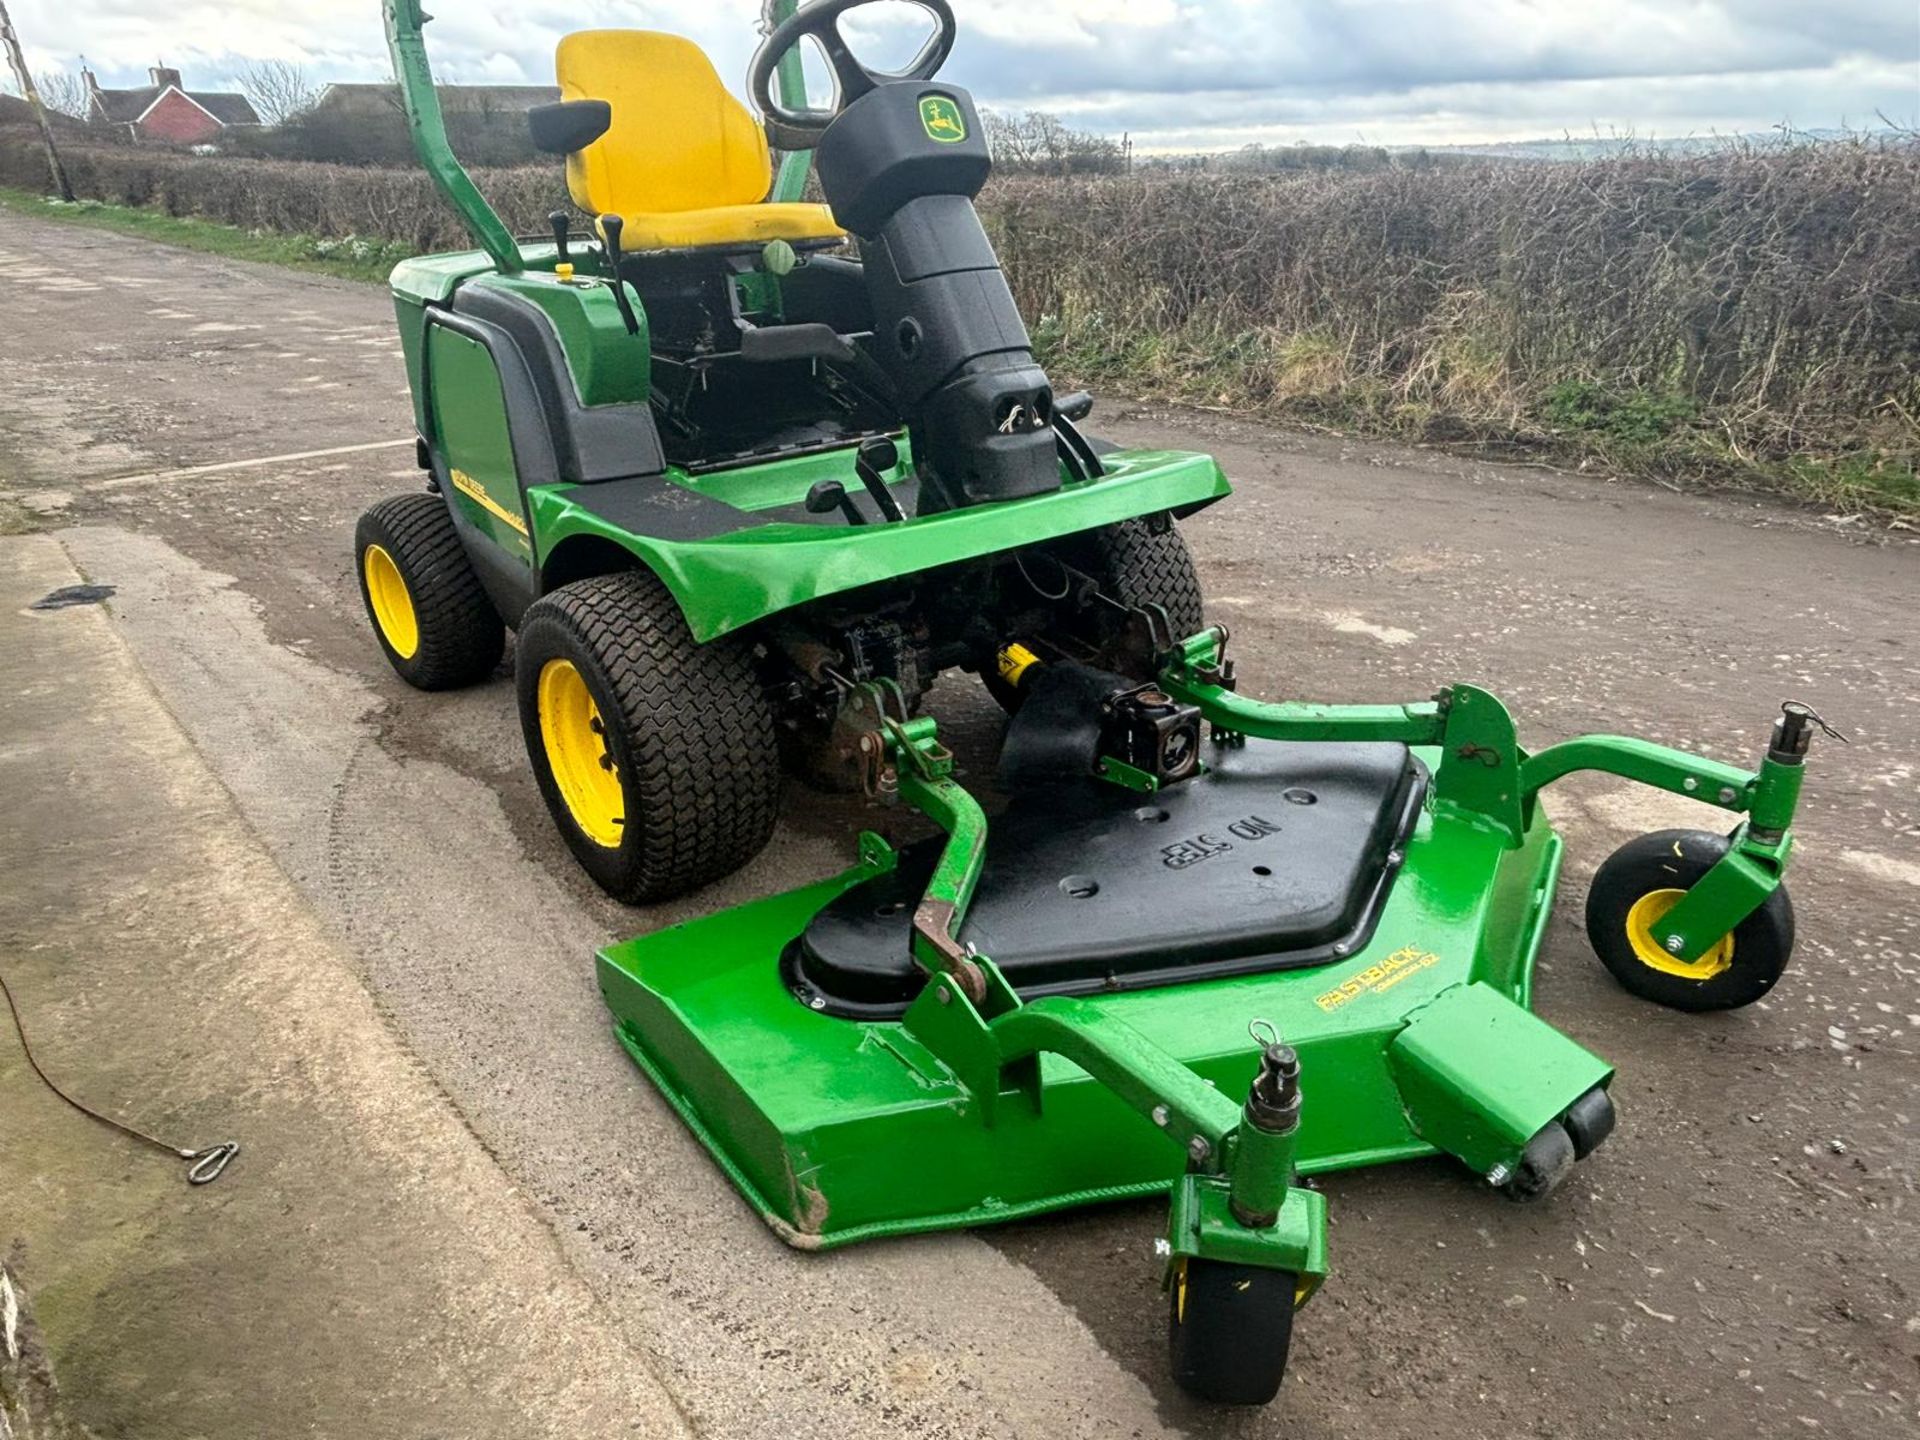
[556, 30, 773, 219]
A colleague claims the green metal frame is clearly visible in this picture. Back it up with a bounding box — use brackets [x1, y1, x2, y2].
[528, 450, 1228, 642]
[1158, 632, 1798, 963]
[766, 0, 816, 202]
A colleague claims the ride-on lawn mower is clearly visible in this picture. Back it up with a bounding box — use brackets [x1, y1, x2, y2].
[360, 0, 1825, 1403]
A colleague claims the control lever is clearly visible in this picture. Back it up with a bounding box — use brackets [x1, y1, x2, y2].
[806, 480, 866, 527]
[854, 436, 908, 523]
[598, 213, 642, 336]
[548, 209, 572, 267]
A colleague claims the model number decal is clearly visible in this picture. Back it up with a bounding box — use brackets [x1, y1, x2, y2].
[1160, 815, 1282, 870]
[1315, 946, 1439, 1012]
[449, 467, 530, 540]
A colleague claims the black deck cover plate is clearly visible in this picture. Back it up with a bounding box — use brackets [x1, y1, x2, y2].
[785, 739, 1426, 1018]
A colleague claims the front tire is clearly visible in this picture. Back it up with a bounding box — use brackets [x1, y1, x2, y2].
[1168, 1258, 1297, 1405]
[1585, 829, 1795, 1012]
[516, 571, 782, 904]
[355, 493, 504, 690]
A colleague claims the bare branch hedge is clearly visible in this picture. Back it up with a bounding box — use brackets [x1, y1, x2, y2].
[5, 138, 1916, 489]
[985, 147, 1920, 468]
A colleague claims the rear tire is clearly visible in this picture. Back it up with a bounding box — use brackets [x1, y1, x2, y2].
[1082, 516, 1206, 643]
[355, 493, 504, 690]
[1168, 1258, 1297, 1405]
[515, 570, 781, 904]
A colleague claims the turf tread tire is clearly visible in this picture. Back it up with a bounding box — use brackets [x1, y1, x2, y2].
[516, 570, 781, 904]
[355, 493, 504, 691]
[1086, 517, 1206, 642]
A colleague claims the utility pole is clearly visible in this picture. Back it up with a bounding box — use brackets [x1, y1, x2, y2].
[0, 0, 73, 201]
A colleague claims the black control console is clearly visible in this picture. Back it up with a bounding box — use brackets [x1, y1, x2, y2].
[748, 0, 1061, 513]
[815, 83, 1060, 510]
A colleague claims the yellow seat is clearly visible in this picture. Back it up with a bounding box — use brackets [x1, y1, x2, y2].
[556, 30, 844, 252]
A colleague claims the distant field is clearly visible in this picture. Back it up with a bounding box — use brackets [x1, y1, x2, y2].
[4, 135, 1913, 516]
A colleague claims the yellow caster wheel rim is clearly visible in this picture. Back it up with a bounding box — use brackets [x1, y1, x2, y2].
[537, 659, 626, 848]
[363, 544, 419, 660]
[1624, 888, 1734, 981]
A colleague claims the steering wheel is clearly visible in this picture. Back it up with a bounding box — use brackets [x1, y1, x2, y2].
[750, 0, 958, 149]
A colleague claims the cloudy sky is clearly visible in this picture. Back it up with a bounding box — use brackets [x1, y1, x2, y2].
[10, 1, 1918, 149]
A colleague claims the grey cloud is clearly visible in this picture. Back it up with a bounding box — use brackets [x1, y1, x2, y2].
[18, 0, 1915, 148]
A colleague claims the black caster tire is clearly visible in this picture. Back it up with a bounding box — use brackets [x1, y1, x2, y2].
[1561, 1086, 1617, 1160]
[355, 493, 505, 690]
[1500, 1121, 1576, 1203]
[1168, 1258, 1297, 1406]
[1586, 829, 1795, 1013]
[987, 517, 1205, 713]
[515, 570, 781, 904]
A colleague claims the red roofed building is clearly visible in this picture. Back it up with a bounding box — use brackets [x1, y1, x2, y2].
[85, 67, 260, 146]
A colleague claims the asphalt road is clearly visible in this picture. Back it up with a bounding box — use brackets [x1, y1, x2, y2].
[2, 212, 1916, 1440]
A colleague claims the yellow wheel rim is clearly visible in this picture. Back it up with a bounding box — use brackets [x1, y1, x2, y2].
[363, 544, 420, 660]
[537, 659, 625, 848]
[1625, 888, 1734, 981]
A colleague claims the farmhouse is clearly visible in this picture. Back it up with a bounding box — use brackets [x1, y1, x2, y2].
[86, 67, 260, 146]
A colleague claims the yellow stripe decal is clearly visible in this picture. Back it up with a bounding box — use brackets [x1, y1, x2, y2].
[450, 468, 529, 537]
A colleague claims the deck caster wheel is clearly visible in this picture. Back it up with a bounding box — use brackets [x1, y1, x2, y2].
[516, 570, 781, 904]
[1168, 1258, 1297, 1405]
[1499, 1122, 1575, 1203]
[355, 493, 505, 690]
[1586, 829, 1795, 1012]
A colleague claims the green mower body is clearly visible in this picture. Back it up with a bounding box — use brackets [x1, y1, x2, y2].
[359, 0, 1823, 1406]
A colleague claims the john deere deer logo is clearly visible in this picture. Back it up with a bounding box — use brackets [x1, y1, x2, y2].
[919, 94, 967, 143]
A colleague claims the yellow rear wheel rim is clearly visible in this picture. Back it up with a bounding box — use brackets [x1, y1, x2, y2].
[363, 544, 419, 660]
[1625, 888, 1734, 980]
[537, 659, 625, 848]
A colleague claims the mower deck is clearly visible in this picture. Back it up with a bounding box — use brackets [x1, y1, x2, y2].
[597, 742, 1607, 1249]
